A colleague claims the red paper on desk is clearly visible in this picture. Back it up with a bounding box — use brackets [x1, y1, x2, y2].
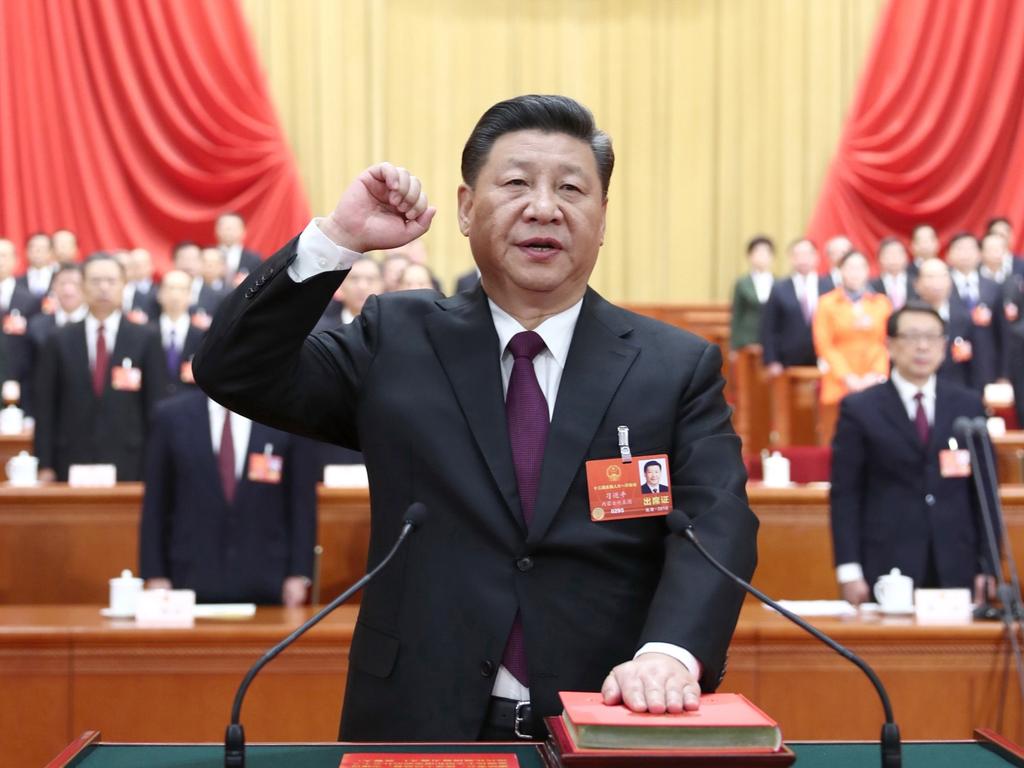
[340, 754, 519, 768]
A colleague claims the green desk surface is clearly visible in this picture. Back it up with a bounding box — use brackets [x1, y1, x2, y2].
[62, 741, 1024, 768]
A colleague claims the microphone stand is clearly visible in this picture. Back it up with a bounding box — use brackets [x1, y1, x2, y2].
[225, 505, 426, 768]
[674, 516, 901, 768]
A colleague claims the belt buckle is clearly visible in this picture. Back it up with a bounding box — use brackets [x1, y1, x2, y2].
[513, 700, 531, 740]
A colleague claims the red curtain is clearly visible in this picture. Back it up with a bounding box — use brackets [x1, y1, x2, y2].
[0, 0, 310, 271]
[807, 0, 1024, 259]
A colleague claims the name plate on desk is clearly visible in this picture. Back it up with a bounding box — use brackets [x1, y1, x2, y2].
[323, 464, 368, 488]
[68, 464, 117, 487]
[135, 589, 195, 628]
[915, 588, 972, 624]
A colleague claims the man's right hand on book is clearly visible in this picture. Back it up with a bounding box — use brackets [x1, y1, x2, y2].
[601, 652, 701, 714]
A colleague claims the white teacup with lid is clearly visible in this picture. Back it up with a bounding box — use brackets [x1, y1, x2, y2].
[5, 451, 38, 486]
[109, 569, 145, 616]
[874, 568, 914, 613]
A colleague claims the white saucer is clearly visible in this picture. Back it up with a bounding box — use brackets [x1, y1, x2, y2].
[99, 607, 134, 619]
[879, 604, 915, 616]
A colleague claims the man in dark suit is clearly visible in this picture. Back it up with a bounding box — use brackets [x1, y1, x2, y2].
[869, 237, 913, 310]
[139, 390, 317, 605]
[830, 301, 996, 606]
[728, 235, 774, 351]
[760, 237, 834, 374]
[21, 265, 87, 415]
[153, 270, 205, 398]
[947, 232, 1006, 389]
[1007, 274, 1024, 428]
[15, 233, 56, 299]
[122, 248, 160, 324]
[215, 212, 262, 285]
[194, 95, 756, 742]
[640, 460, 670, 494]
[907, 223, 940, 279]
[33, 253, 166, 482]
[1, 238, 41, 401]
[914, 258, 974, 388]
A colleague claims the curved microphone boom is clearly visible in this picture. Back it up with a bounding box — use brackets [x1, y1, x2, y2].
[666, 509, 901, 768]
[224, 502, 429, 768]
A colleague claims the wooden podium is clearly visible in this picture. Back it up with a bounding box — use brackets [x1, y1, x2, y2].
[770, 367, 821, 446]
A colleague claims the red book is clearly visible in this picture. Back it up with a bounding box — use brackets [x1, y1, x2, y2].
[558, 692, 782, 751]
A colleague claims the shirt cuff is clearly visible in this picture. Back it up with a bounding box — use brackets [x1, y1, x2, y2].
[287, 218, 364, 282]
[836, 562, 865, 584]
[635, 642, 702, 680]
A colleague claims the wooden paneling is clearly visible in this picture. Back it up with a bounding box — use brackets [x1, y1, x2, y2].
[2, 605, 1021, 766]
[5, 484, 1024, 606]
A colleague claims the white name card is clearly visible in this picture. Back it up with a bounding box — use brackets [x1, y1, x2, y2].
[323, 464, 369, 488]
[135, 588, 196, 628]
[68, 464, 117, 487]
[914, 588, 972, 624]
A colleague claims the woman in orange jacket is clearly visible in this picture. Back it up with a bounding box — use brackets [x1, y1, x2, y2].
[813, 250, 893, 407]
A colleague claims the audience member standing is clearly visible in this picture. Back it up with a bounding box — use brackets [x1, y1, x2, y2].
[122, 248, 160, 324]
[946, 233, 1006, 389]
[33, 254, 166, 481]
[16, 233, 56, 299]
[913, 258, 974, 388]
[908, 223, 940, 278]
[154, 270, 205, 398]
[52, 229, 80, 266]
[760, 238, 835, 374]
[870, 237, 913, 310]
[823, 235, 852, 289]
[0, 239, 41, 400]
[729, 236, 775, 352]
[140, 391, 317, 605]
[215, 212, 262, 285]
[830, 302, 996, 606]
[813, 251, 892, 408]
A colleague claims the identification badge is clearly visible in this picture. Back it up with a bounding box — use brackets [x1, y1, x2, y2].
[950, 337, 973, 362]
[586, 453, 672, 522]
[2, 312, 26, 335]
[191, 311, 211, 331]
[180, 359, 195, 384]
[939, 449, 971, 478]
[971, 304, 992, 327]
[248, 445, 282, 483]
[41, 296, 56, 315]
[1007, 303, 1019, 323]
[126, 308, 149, 325]
[111, 359, 142, 391]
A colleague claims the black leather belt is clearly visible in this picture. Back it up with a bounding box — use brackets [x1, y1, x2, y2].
[484, 696, 544, 740]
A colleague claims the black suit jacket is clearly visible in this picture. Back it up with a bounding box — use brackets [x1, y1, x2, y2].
[869, 273, 916, 307]
[938, 301, 975, 388]
[1, 284, 42, 408]
[830, 379, 995, 589]
[139, 391, 317, 603]
[641, 483, 670, 494]
[760, 274, 835, 366]
[192, 284, 229, 317]
[19, 313, 69, 416]
[33, 317, 166, 480]
[231, 248, 263, 280]
[193, 238, 757, 741]
[950, 276, 1006, 387]
[151, 316, 205, 398]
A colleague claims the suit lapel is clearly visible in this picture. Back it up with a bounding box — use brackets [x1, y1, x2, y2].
[425, 288, 522, 524]
[528, 289, 639, 544]
[878, 380, 925, 454]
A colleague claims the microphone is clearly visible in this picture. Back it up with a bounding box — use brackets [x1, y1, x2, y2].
[666, 509, 901, 768]
[224, 502, 428, 768]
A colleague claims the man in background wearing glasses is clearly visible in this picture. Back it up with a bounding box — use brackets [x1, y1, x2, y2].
[829, 301, 997, 607]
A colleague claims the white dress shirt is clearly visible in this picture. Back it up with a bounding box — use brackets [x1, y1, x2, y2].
[835, 370, 936, 585]
[160, 313, 191, 353]
[0, 277, 15, 313]
[793, 272, 821, 316]
[55, 305, 88, 327]
[207, 399, 253, 480]
[882, 272, 907, 308]
[290, 218, 702, 697]
[84, 312, 122, 369]
[26, 266, 54, 295]
[951, 270, 979, 303]
[751, 271, 774, 304]
[223, 244, 243, 277]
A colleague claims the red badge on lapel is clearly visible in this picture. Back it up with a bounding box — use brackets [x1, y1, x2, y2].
[585, 454, 672, 522]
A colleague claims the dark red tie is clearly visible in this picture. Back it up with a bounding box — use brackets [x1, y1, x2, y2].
[914, 392, 930, 445]
[92, 323, 108, 397]
[219, 412, 236, 504]
[501, 331, 550, 685]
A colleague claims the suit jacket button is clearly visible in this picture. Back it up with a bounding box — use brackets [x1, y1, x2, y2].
[516, 557, 534, 572]
[480, 660, 495, 677]
[925, 494, 936, 506]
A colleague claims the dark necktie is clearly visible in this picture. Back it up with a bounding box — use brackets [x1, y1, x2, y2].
[92, 323, 108, 397]
[914, 392, 930, 446]
[166, 328, 181, 378]
[799, 278, 812, 324]
[501, 330, 550, 685]
[219, 412, 237, 504]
